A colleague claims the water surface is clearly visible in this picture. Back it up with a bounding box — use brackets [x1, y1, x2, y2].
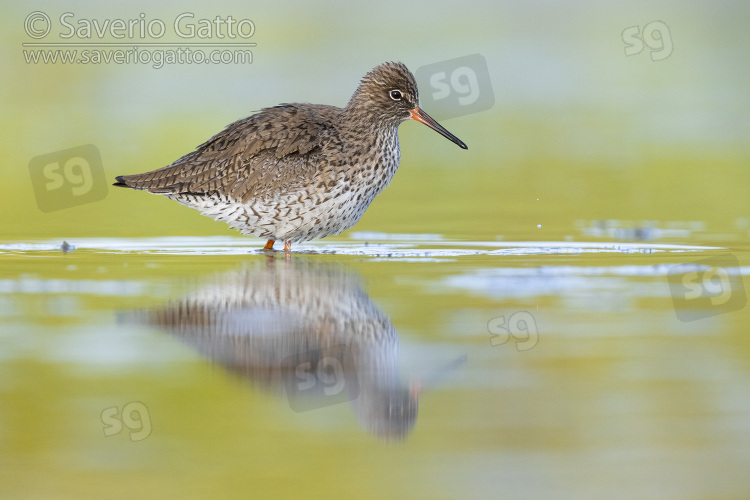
[2, 235, 749, 499]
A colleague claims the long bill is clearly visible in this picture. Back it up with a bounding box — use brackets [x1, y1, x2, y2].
[409, 107, 468, 150]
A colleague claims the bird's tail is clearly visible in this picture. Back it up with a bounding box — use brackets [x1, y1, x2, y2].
[112, 175, 132, 188]
[112, 172, 189, 193]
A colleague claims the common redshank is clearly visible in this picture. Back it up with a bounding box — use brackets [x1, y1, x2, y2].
[114, 62, 467, 251]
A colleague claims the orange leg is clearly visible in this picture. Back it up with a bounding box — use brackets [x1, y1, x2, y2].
[264, 239, 275, 250]
[283, 240, 292, 252]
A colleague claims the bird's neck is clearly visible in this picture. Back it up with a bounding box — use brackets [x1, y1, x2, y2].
[340, 106, 399, 153]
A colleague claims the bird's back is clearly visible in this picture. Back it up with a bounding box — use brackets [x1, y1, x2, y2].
[115, 103, 345, 203]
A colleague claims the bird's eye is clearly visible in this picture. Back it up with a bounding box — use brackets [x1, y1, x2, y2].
[389, 90, 403, 101]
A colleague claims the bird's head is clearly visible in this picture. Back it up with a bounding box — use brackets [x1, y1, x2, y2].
[347, 61, 467, 149]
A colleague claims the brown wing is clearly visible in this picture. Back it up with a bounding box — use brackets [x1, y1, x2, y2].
[115, 104, 341, 203]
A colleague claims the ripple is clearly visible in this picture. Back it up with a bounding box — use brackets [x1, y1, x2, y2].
[0, 236, 724, 258]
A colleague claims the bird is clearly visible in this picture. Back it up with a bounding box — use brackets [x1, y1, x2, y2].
[113, 62, 467, 252]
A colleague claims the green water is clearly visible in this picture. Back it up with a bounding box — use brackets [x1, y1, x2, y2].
[2, 238, 750, 499]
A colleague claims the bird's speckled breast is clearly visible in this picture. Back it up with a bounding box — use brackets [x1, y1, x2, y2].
[270, 128, 402, 242]
[169, 128, 402, 243]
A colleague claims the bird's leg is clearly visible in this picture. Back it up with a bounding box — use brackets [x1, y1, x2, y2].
[283, 240, 292, 252]
[263, 239, 275, 250]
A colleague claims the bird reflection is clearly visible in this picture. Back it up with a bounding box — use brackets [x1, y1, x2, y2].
[125, 258, 460, 441]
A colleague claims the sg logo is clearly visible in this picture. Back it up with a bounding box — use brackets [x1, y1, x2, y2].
[101, 401, 152, 442]
[28, 144, 107, 212]
[668, 254, 747, 322]
[416, 54, 494, 120]
[622, 21, 673, 61]
[283, 345, 360, 412]
[430, 67, 482, 107]
[488, 311, 539, 352]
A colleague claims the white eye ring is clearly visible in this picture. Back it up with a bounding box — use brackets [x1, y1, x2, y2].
[389, 90, 403, 101]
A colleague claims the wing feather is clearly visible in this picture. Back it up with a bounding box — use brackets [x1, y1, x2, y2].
[116, 104, 340, 201]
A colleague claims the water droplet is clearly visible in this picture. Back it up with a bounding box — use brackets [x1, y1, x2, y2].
[537, 224, 542, 229]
